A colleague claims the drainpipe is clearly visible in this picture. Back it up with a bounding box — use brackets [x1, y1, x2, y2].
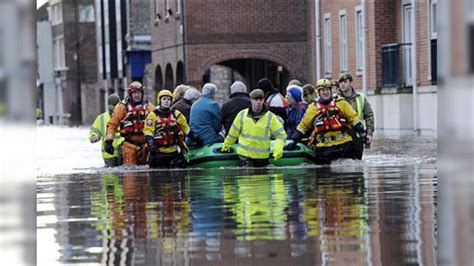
[181, 0, 187, 83]
[315, 0, 321, 81]
[362, 0, 367, 96]
[411, 0, 418, 132]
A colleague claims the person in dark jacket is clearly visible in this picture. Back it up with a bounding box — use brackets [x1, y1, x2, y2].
[171, 87, 201, 123]
[221, 81, 251, 135]
[257, 78, 288, 122]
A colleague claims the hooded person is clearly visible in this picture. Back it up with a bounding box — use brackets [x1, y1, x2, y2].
[257, 78, 288, 121]
[172, 87, 201, 123]
[172, 84, 190, 104]
[284, 85, 308, 137]
[189, 83, 224, 146]
[89, 94, 125, 167]
[105, 81, 155, 165]
[221, 81, 251, 135]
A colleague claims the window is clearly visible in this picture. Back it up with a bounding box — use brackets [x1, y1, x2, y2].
[53, 36, 66, 69]
[430, 0, 437, 39]
[154, 0, 160, 19]
[165, 0, 170, 17]
[339, 10, 348, 72]
[79, 5, 95, 22]
[323, 13, 332, 76]
[355, 6, 363, 72]
[429, 0, 437, 82]
[176, 0, 181, 15]
[50, 3, 63, 25]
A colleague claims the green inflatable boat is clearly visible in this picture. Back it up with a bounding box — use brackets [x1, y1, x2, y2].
[186, 140, 317, 168]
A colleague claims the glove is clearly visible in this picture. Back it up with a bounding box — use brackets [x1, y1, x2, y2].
[221, 144, 231, 153]
[90, 134, 100, 143]
[273, 149, 283, 160]
[353, 122, 366, 137]
[284, 141, 298, 151]
[104, 139, 114, 155]
[188, 130, 204, 146]
[290, 130, 305, 142]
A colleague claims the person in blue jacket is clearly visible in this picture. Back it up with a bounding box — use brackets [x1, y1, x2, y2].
[285, 85, 308, 137]
[189, 83, 224, 146]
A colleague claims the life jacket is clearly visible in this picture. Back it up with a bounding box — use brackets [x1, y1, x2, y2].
[312, 100, 348, 133]
[152, 109, 185, 147]
[119, 101, 149, 136]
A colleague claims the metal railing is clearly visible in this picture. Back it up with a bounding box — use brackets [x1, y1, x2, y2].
[381, 43, 412, 88]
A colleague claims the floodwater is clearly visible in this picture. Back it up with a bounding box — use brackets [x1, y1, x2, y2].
[37, 126, 437, 265]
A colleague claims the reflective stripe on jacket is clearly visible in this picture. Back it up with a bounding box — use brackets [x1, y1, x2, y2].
[224, 108, 287, 159]
[89, 112, 124, 159]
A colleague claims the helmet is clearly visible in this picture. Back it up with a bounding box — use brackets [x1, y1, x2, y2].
[338, 72, 353, 83]
[156, 89, 173, 105]
[128, 81, 144, 95]
[315, 78, 332, 91]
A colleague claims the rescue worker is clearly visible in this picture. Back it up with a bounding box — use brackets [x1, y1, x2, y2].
[286, 79, 366, 164]
[221, 89, 287, 167]
[288, 79, 303, 87]
[221, 81, 251, 135]
[285, 85, 308, 137]
[257, 78, 288, 122]
[171, 87, 201, 123]
[337, 72, 375, 155]
[89, 94, 124, 167]
[105, 81, 155, 165]
[189, 83, 223, 146]
[144, 90, 198, 169]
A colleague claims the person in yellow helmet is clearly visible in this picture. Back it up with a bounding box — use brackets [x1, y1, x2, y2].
[286, 78, 365, 164]
[144, 90, 199, 168]
[221, 89, 287, 167]
[89, 94, 124, 167]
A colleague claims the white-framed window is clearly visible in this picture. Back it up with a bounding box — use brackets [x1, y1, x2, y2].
[79, 5, 95, 22]
[339, 9, 348, 72]
[176, 0, 181, 15]
[154, 0, 160, 19]
[50, 3, 63, 25]
[165, 0, 170, 17]
[323, 13, 332, 76]
[430, 0, 437, 39]
[53, 35, 66, 70]
[355, 6, 363, 72]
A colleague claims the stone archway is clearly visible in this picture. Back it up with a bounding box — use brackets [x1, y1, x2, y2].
[176, 61, 184, 85]
[154, 65, 163, 90]
[164, 63, 174, 91]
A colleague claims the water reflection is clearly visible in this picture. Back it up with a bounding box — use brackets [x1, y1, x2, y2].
[37, 165, 436, 265]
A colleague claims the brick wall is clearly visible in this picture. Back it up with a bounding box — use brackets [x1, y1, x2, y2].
[151, 0, 310, 93]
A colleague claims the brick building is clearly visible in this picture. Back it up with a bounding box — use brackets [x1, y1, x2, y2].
[150, 0, 437, 132]
[48, 0, 100, 125]
[150, 0, 311, 103]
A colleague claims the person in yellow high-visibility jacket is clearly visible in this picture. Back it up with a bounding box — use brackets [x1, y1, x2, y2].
[286, 79, 365, 164]
[89, 94, 124, 167]
[221, 89, 287, 167]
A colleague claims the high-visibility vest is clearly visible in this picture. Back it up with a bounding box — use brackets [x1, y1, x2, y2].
[90, 112, 124, 159]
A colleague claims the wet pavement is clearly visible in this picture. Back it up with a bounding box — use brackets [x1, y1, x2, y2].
[37, 127, 437, 265]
